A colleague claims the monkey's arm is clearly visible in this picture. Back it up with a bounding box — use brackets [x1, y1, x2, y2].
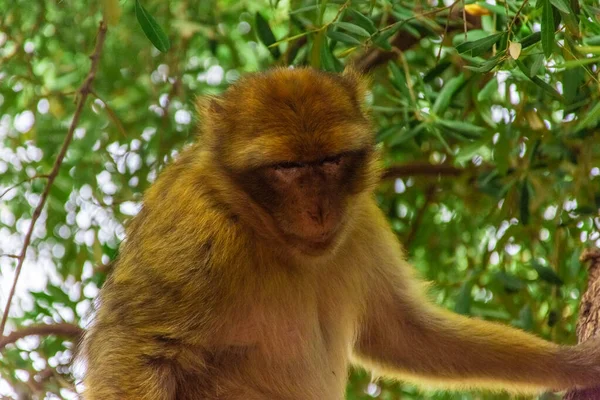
[354, 208, 599, 392]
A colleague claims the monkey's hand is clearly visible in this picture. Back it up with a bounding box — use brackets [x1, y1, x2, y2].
[559, 338, 600, 390]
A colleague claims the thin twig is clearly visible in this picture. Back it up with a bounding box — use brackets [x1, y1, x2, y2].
[0, 21, 108, 335]
[0, 175, 49, 200]
[437, 1, 458, 63]
[382, 162, 465, 180]
[90, 90, 127, 137]
[507, 0, 529, 37]
[392, 48, 421, 120]
[462, 0, 467, 40]
[378, 0, 461, 34]
[0, 323, 84, 351]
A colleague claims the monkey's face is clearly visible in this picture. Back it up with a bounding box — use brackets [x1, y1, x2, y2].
[203, 68, 379, 255]
[237, 148, 373, 255]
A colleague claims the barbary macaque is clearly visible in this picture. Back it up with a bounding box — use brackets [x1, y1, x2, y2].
[82, 67, 600, 399]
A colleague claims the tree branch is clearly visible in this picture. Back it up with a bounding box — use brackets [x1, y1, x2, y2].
[565, 248, 600, 400]
[382, 162, 465, 180]
[353, 8, 481, 73]
[0, 175, 49, 200]
[0, 323, 84, 351]
[0, 21, 108, 335]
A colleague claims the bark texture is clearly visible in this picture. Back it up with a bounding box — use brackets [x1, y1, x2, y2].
[565, 248, 600, 400]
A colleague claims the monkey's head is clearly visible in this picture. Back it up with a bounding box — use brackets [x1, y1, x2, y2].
[199, 67, 379, 256]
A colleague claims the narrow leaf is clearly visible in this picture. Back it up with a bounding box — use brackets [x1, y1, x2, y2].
[289, 5, 318, 14]
[520, 32, 541, 48]
[326, 30, 362, 45]
[531, 76, 564, 102]
[554, 56, 600, 69]
[135, 0, 170, 52]
[437, 119, 485, 139]
[541, 0, 555, 58]
[389, 62, 410, 100]
[455, 32, 505, 57]
[495, 271, 525, 292]
[549, 0, 571, 13]
[334, 21, 371, 38]
[423, 61, 451, 83]
[464, 56, 503, 73]
[574, 101, 600, 131]
[376, 124, 403, 142]
[255, 12, 281, 59]
[346, 8, 377, 34]
[372, 29, 395, 51]
[532, 261, 564, 285]
[389, 123, 426, 146]
[431, 74, 466, 115]
[320, 38, 337, 72]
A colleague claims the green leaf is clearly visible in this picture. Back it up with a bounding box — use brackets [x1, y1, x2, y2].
[531, 76, 565, 102]
[529, 54, 545, 77]
[135, 0, 170, 52]
[326, 30, 362, 45]
[423, 60, 452, 83]
[255, 12, 281, 59]
[289, 5, 318, 14]
[464, 54, 503, 73]
[541, 0, 555, 58]
[549, 0, 571, 13]
[495, 272, 525, 292]
[436, 119, 485, 139]
[520, 32, 542, 48]
[455, 32, 505, 57]
[555, 56, 600, 69]
[455, 280, 474, 315]
[519, 179, 530, 225]
[334, 21, 371, 38]
[320, 37, 337, 72]
[532, 260, 564, 285]
[389, 123, 426, 146]
[389, 62, 410, 100]
[431, 74, 466, 115]
[346, 8, 377, 34]
[372, 29, 395, 51]
[376, 124, 403, 143]
[574, 101, 600, 131]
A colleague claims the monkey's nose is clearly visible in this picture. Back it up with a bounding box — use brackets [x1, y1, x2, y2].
[308, 206, 326, 225]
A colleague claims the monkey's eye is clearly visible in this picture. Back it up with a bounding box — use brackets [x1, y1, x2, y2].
[273, 161, 305, 170]
[320, 155, 343, 166]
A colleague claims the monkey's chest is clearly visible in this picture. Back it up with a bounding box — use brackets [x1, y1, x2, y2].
[208, 296, 356, 399]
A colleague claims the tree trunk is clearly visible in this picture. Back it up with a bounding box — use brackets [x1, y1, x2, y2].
[565, 248, 600, 400]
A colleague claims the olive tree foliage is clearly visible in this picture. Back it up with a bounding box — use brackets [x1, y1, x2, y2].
[0, 0, 599, 398]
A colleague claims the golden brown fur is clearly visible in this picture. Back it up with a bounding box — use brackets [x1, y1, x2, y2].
[82, 68, 600, 399]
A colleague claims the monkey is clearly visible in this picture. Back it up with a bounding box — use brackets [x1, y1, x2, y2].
[81, 67, 600, 400]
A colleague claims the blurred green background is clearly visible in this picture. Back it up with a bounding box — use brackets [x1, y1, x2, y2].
[1, 0, 599, 398]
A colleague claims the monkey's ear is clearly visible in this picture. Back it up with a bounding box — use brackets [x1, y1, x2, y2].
[341, 66, 371, 103]
[195, 96, 226, 121]
[195, 96, 228, 143]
